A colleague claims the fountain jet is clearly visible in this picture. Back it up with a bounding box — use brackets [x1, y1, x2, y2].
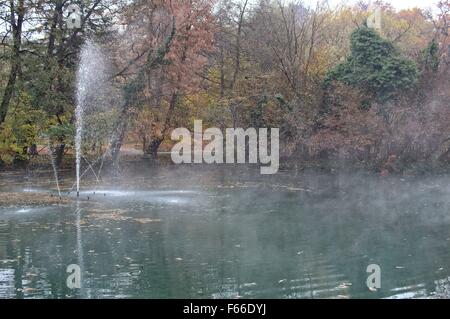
[75, 40, 108, 196]
[47, 137, 62, 199]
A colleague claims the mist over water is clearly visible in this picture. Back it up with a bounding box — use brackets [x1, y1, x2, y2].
[1, 0, 449, 304]
[1, 165, 450, 299]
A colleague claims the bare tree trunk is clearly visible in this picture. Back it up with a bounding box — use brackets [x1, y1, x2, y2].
[142, 135, 147, 153]
[110, 102, 129, 164]
[46, 1, 63, 59]
[0, 63, 19, 123]
[219, 32, 225, 98]
[54, 142, 65, 168]
[146, 93, 178, 159]
[0, 0, 24, 125]
[148, 138, 163, 159]
[109, 18, 176, 166]
[229, 0, 248, 92]
[28, 144, 38, 156]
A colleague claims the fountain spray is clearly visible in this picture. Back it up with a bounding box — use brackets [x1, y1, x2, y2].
[47, 137, 62, 199]
[75, 40, 108, 197]
[75, 101, 83, 197]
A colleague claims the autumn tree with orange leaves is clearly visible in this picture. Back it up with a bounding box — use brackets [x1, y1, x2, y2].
[108, 0, 215, 162]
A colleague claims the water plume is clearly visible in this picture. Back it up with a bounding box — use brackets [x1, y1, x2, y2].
[75, 40, 109, 196]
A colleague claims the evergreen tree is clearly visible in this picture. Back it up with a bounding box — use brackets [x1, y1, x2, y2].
[324, 26, 419, 103]
[422, 38, 440, 73]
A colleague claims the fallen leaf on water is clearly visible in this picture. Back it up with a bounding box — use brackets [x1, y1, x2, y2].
[134, 218, 162, 224]
[23, 288, 36, 293]
[0, 192, 72, 206]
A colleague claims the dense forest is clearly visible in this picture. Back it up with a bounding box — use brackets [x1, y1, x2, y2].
[0, 0, 449, 173]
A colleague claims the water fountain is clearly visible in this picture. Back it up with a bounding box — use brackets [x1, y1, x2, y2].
[47, 137, 62, 198]
[75, 40, 108, 197]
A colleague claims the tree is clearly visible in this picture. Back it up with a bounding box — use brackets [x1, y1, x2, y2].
[0, 0, 121, 165]
[0, 0, 25, 125]
[109, 14, 176, 163]
[324, 26, 419, 104]
[213, 0, 248, 128]
[422, 38, 440, 73]
[109, 0, 215, 163]
[38, 0, 119, 167]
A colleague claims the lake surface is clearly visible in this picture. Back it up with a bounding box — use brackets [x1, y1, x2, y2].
[1, 163, 450, 299]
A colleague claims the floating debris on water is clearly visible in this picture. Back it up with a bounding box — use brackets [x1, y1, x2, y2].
[0, 192, 71, 206]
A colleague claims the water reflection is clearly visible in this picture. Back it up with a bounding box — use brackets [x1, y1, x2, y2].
[74, 203, 86, 298]
[0, 166, 450, 298]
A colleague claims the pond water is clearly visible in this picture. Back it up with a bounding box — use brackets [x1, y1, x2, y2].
[0, 163, 450, 299]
